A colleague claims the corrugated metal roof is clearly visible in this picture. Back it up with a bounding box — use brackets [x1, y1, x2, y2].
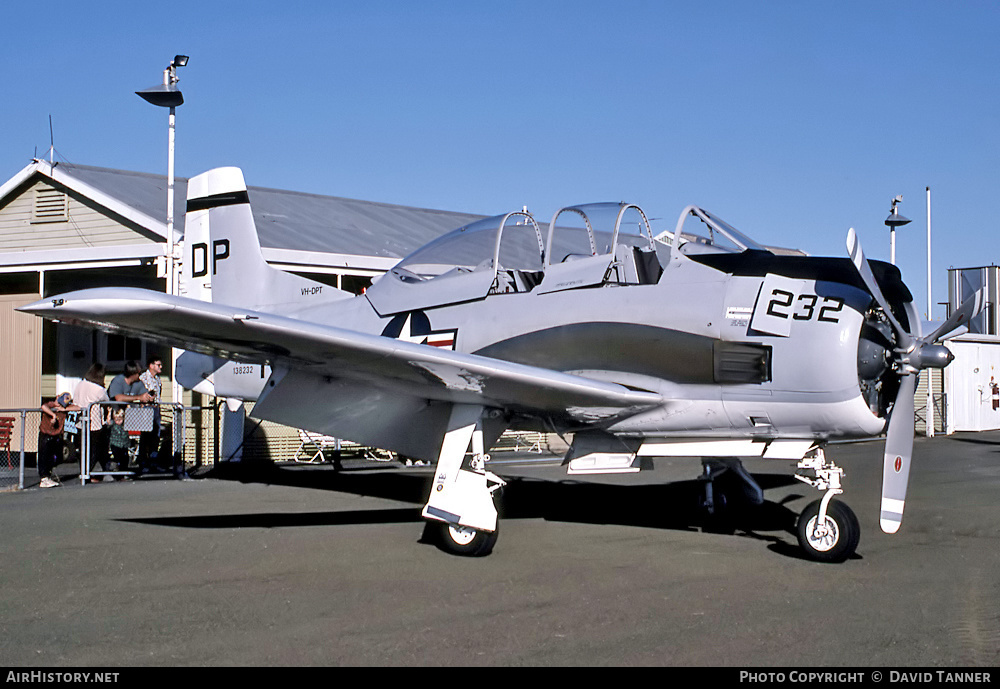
[58, 163, 486, 259]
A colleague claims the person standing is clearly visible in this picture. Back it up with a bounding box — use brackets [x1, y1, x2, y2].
[73, 363, 111, 482]
[107, 407, 131, 481]
[138, 356, 163, 472]
[37, 392, 77, 487]
[107, 361, 154, 405]
[106, 360, 154, 474]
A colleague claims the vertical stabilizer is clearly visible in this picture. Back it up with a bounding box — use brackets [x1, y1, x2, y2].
[184, 167, 350, 313]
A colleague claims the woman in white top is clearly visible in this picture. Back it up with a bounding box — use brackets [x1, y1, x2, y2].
[73, 363, 110, 479]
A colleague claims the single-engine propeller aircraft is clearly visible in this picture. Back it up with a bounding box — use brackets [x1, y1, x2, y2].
[21, 167, 984, 562]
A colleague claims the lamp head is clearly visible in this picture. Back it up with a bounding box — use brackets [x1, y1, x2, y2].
[885, 195, 911, 229]
[136, 83, 183, 108]
[136, 55, 189, 108]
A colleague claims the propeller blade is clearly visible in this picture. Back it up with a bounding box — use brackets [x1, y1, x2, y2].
[846, 229, 912, 348]
[903, 301, 923, 340]
[925, 288, 985, 344]
[880, 373, 917, 534]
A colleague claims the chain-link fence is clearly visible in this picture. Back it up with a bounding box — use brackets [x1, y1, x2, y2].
[79, 401, 222, 482]
[0, 409, 38, 491]
[0, 402, 221, 490]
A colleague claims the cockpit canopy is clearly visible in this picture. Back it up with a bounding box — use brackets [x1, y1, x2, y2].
[667, 205, 767, 255]
[364, 202, 767, 315]
[545, 202, 655, 264]
[392, 211, 544, 280]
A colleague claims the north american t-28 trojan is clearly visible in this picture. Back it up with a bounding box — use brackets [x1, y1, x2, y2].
[22, 167, 982, 562]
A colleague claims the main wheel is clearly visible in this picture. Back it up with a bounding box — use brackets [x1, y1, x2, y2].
[700, 488, 737, 535]
[433, 521, 499, 557]
[796, 499, 860, 563]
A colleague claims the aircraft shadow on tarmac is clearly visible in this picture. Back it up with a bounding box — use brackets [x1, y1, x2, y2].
[117, 463, 817, 559]
[950, 435, 1000, 449]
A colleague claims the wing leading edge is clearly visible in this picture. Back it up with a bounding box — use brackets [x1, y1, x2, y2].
[21, 288, 663, 422]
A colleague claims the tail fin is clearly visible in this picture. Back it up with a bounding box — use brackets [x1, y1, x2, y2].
[184, 167, 351, 313]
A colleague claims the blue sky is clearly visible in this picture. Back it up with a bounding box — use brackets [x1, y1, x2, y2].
[3, 1, 998, 320]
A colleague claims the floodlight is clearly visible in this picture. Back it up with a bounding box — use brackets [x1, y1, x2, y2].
[885, 195, 911, 229]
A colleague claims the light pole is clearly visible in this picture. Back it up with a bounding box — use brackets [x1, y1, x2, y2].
[924, 188, 934, 437]
[885, 195, 911, 265]
[136, 55, 188, 410]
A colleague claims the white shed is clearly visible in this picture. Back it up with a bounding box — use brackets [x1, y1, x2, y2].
[944, 335, 1000, 432]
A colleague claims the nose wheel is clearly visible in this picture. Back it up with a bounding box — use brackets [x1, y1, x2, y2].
[794, 448, 860, 563]
[796, 498, 860, 563]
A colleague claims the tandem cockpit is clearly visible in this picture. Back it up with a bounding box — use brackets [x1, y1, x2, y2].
[364, 202, 768, 315]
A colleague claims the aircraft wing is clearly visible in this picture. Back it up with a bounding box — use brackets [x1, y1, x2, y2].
[21, 287, 663, 421]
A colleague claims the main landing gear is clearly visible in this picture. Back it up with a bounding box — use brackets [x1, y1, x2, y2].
[794, 449, 860, 563]
[421, 405, 506, 557]
[699, 457, 765, 534]
[430, 520, 501, 557]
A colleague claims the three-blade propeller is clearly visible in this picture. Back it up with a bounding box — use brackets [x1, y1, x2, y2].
[846, 229, 983, 533]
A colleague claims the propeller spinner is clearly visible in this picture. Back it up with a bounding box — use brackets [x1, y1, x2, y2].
[846, 229, 982, 534]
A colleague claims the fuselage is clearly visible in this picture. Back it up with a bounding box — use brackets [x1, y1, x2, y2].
[296, 247, 890, 442]
[175, 198, 906, 447]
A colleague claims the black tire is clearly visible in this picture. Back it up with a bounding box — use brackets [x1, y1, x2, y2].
[700, 489, 738, 535]
[796, 499, 860, 563]
[60, 438, 78, 465]
[433, 520, 499, 557]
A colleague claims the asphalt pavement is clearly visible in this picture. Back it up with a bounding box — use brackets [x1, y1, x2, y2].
[1, 432, 998, 667]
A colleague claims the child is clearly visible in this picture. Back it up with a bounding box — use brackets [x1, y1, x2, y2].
[108, 408, 131, 479]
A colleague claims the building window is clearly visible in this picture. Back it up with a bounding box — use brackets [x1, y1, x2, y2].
[341, 274, 373, 295]
[105, 334, 143, 366]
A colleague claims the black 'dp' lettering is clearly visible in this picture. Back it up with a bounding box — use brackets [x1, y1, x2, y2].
[212, 239, 230, 275]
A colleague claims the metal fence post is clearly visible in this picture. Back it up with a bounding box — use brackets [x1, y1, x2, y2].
[18, 409, 26, 490]
[80, 403, 91, 485]
[212, 399, 223, 467]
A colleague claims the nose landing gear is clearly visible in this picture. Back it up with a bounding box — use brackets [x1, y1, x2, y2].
[794, 449, 860, 562]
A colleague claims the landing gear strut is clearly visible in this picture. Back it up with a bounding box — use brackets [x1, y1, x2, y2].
[794, 448, 860, 562]
[699, 457, 765, 533]
[421, 404, 506, 557]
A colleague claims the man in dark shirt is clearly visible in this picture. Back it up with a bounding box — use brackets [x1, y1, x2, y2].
[105, 362, 154, 476]
[107, 361, 154, 405]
